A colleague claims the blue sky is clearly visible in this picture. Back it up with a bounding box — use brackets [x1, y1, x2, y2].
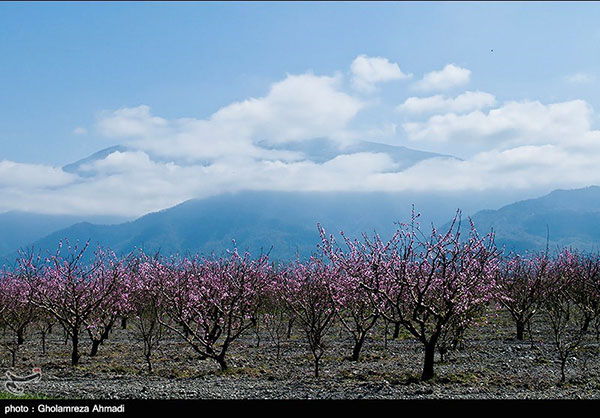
[1, 2, 600, 216]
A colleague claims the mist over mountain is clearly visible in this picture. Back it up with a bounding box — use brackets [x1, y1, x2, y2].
[0, 212, 128, 261]
[457, 186, 600, 254]
[5, 191, 480, 262]
[4, 141, 600, 262]
[60, 139, 458, 179]
[257, 138, 459, 167]
[0, 141, 482, 262]
[3, 186, 600, 263]
[62, 145, 132, 177]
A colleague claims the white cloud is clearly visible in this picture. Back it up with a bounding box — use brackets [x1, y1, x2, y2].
[82, 150, 157, 174]
[73, 126, 88, 135]
[95, 73, 364, 163]
[403, 99, 593, 150]
[0, 161, 75, 188]
[3, 60, 600, 218]
[413, 64, 471, 92]
[0, 150, 401, 217]
[565, 72, 596, 84]
[361, 144, 598, 193]
[97, 105, 169, 138]
[2, 121, 600, 217]
[211, 72, 364, 144]
[397, 91, 496, 115]
[351, 54, 412, 92]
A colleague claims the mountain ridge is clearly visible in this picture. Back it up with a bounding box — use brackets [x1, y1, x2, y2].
[4, 186, 600, 262]
[458, 185, 600, 254]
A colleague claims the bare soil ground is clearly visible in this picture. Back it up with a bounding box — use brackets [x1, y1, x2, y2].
[2, 311, 600, 399]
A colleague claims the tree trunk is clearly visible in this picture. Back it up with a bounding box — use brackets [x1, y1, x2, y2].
[286, 317, 295, 339]
[17, 326, 25, 345]
[351, 335, 366, 362]
[392, 322, 401, 339]
[582, 315, 592, 333]
[439, 347, 446, 363]
[516, 320, 525, 341]
[145, 354, 153, 374]
[254, 327, 261, 348]
[384, 321, 389, 350]
[421, 341, 436, 381]
[121, 317, 127, 330]
[90, 339, 101, 357]
[560, 358, 567, 383]
[102, 321, 114, 342]
[216, 356, 228, 372]
[71, 331, 80, 366]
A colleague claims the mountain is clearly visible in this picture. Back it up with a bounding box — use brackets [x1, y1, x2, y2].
[0, 211, 127, 261]
[258, 138, 458, 168]
[0, 141, 495, 262]
[13, 145, 600, 262]
[6, 190, 486, 262]
[62, 139, 458, 178]
[62, 145, 131, 177]
[461, 186, 600, 254]
[8, 186, 600, 263]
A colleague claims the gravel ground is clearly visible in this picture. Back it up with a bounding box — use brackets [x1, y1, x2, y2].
[2, 311, 600, 399]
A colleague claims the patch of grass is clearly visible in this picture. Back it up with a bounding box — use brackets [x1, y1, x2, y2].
[390, 372, 421, 385]
[342, 369, 422, 386]
[487, 373, 536, 389]
[388, 329, 412, 341]
[215, 366, 270, 378]
[74, 359, 141, 376]
[435, 371, 480, 385]
[356, 352, 390, 361]
[339, 368, 380, 382]
[163, 367, 200, 379]
[533, 356, 553, 365]
[0, 391, 53, 400]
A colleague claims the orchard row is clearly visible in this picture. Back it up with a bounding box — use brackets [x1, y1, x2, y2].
[1, 213, 599, 382]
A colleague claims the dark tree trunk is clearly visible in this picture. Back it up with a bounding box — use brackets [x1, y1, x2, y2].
[392, 322, 401, 339]
[102, 321, 114, 341]
[17, 326, 25, 345]
[254, 326, 261, 348]
[216, 356, 228, 372]
[145, 354, 153, 374]
[439, 347, 446, 363]
[71, 331, 80, 366]
[560, 357, 567, 383]
[351, 335, 366, 362]
[89, 321, 113, 357]
[384, 320, 389, 350]
[286, 317, 295, 339]
[582, 315, 592, 333]
[516, 320, 525, 341]
[121, 317, 127, 330]
[90, 339, 101, 357]
[421, 341, 436, 381]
